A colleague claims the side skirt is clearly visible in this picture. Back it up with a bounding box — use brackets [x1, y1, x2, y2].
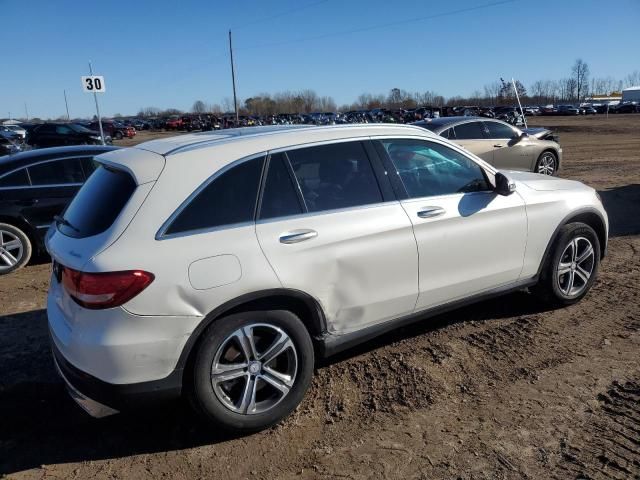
[320, 277, 538, 358]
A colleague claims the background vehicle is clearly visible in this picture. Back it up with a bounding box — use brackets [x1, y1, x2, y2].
[0, 130, 24, 155]
[89, 121, 135, 140]
[27, 123, 110, 148]
[165, 116, 183, 130]
[0, 145, 117, 274]
[1, 125, 27, 139]
[580, 105, 597, 115]
[613, 102, 639, 113]
[557, 105, 580, 115]
[46, 124, 606, 433]
[413, 116, 562, 175]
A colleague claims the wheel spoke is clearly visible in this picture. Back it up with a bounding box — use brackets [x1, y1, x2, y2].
[259, 332, 292, 364]
[260, 370, 291, 395]
[562, 270, 575, 294]
[238, 376, 257, 414]
[570, 239, 578, 262]
[0, 251, 17, 266]
[211, 363, 248, 383]
[576, 244, 594, 264]
[263, 365, 294, 387]
[2, 239, 21, 250]
[558, 262, 572, 275]
[575, 265, 591, 284]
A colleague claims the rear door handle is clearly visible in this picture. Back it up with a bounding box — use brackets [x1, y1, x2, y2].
[417, 207, 445, 219]
[279, 229, 318, 244]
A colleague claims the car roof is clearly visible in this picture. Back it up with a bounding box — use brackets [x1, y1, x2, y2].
[135, 124, 438, 156]
[0, 145, 118, 177]
[412, 116, 490, 131]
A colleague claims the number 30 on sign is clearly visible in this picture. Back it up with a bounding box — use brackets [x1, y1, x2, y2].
[81, 76, 106, 93]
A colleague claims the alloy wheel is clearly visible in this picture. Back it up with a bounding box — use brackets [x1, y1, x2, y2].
[556, 236, 595, 297]
[0, 229, 24, 271]
[537, 153, 556, 175]
[211, 323, 298, 415]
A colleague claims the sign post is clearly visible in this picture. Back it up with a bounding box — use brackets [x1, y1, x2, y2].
[81, 62, 106, 145]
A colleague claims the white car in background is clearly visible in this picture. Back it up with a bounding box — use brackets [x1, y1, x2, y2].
[1, 125, 27, 140]
[46, 124, 608, 432]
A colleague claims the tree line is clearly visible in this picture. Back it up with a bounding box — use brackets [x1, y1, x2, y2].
[128, 60, 637, 118]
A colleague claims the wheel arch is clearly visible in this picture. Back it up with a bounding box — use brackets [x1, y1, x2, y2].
[536, 207, 608, 278]
[176, 288, 328, 377]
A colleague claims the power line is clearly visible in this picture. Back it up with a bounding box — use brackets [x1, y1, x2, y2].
[235, 0, 520, 51]
[233, 0, 330, 30]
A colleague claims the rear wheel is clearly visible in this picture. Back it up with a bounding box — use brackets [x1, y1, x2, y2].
[0, 223, 32, 275]
[113, 131, 123, 140]
[190, 310, 314, 432]
[534, 222, 600, 305]
[535, 151, 557, 176]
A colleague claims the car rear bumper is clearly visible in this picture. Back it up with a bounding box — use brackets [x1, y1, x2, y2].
[51, 337, 182, 415]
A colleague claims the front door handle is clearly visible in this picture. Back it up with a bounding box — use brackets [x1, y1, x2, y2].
[279, 229, 318, 244]
[417, 207, 445, 219]
[493, 144, 504, 148]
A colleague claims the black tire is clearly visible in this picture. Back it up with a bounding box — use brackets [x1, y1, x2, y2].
[534, 222, 600, 306]
[114, 131, 123, 140]
[0, 223, 32, 275]
[189, 310, 314, 432]
[535, 150, 558, 176]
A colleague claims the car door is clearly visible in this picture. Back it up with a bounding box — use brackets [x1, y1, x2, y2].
[483, 120, 536, 171]
[373, 137, 527, 311]
[22, 157, 86, 234]
[255, 142, 419, 334]
[451, 121, 494, 163]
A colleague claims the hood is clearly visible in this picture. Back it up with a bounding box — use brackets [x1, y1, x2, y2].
[506, 171, 591, 192]
[522, 127, 559, 142]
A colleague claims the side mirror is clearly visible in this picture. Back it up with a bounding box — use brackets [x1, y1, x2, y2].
[495, 172, 516, 196]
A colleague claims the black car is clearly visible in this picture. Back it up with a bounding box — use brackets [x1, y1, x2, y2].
[581, 106, 597, 115]
[614, 102, 639, 114]
[0, 145, 117, 274]
[27, 123, 110, 148]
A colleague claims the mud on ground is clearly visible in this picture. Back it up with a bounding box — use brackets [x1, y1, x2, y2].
[1, 115, 639, 479]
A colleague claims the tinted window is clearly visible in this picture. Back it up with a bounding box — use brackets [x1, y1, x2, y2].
[0, 169, 30, 188]
[259, 153, 303, 220]
[59, 165, 136, 238]
[381, 139, 490, 198]
[28, 158, 85, 185]
[166, 157, 264, 235]
[81, 157, 100, 178]
[440, 128, 456, 140]
[287, 142, 382, 213]
[55, 125, 73, 135]
[453, 122, 486, 140]
[484, 121, 517, 139]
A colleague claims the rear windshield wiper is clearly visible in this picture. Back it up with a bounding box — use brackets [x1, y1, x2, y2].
[54, 215, 80, 233]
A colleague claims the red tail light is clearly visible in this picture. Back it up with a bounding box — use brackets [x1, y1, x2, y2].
[61, 267, 154, 310]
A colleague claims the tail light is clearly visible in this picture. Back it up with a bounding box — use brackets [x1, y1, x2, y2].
[60, 266, 154, 310]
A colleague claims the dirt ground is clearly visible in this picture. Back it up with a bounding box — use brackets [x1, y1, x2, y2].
[1, 115, 638, 479]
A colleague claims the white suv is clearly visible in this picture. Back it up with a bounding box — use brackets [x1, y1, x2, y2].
[46, 124, 608, 431]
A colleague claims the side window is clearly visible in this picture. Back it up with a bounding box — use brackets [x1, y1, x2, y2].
[484, 121, 517, 139]
[28, 158, 85, 185]
[55, 125, 73, 135]
[440, 128, 456, 140]
[0, 169, 30, 188]
[165, 156, 264, 235]
[380, 139, 490, 198]
[452, 122, 486, 140]
[286, 141, 383, 213]
[259, 153, 303, 220]
[81, 157, 100, 178]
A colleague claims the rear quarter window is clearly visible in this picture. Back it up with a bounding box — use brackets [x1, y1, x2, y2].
[58, 165, 136, 238]
[0, 169, 30, 188]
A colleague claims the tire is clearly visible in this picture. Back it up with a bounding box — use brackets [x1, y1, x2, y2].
[535, 151, 558, 176]
[114, 131, 123, 140]
[189, 310, 314, 432]
[534, 222, 600, 306]
[0, 223, 32, 275]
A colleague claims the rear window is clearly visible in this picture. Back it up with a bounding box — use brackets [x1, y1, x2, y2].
[58, 165, 136, 238]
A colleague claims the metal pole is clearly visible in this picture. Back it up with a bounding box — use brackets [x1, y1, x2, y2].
[63, 90, 70, 121]
[24, 103, 29, 121]
[512, 78, 527, 129]
[229, 30, 239, 124]
[89, 62, 106, 145]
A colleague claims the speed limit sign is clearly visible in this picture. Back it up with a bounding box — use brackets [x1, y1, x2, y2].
[81, 76, 106, 93]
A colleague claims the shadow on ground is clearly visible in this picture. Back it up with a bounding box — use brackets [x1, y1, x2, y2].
[0, 289, 553, 475]
[598, 184, 640, 237]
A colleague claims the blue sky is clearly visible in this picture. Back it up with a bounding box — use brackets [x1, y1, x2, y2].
[2, 0, 638, 119]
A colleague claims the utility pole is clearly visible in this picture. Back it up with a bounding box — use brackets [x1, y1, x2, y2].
[228, 30, 239, 124]
[64, 90, 70, 121]
[88, 61, 106, 145]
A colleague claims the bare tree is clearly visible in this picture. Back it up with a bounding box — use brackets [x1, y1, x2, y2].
[572, 59, 589, 101]
[192, 100, 207, 114]
[625, 71, 640, 87]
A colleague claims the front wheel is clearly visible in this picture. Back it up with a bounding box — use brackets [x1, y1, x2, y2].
[534, 222, 600, 306]
[113, 131, 123, 140]
[535, 151, 557, 176]
[0, 223, 32, 275]
[190, 310, 314, 432]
